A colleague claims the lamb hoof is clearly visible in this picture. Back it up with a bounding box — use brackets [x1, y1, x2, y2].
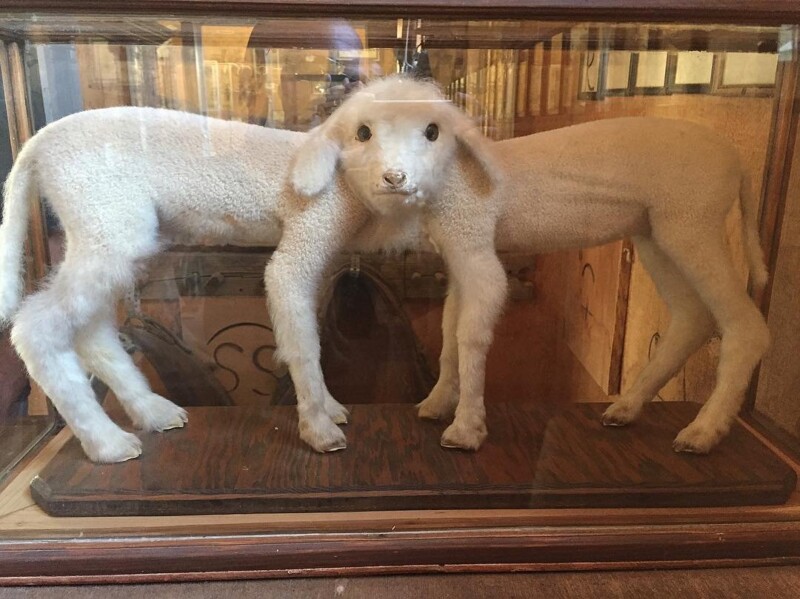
[673, 421, 725, 454]
[83, 429, 143, 463]
[417, 392, 458, 421]
[324, 395, 349, 425]
[300, 415, 347, 453]
[440, 420, 487, 451]
[602, 400, 640, 427]
[132, 394, 188, 432]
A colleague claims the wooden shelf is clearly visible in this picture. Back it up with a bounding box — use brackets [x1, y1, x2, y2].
[29, 402, 796, 517]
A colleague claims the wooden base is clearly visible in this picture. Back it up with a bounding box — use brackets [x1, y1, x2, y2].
[29, 402, 796, 517]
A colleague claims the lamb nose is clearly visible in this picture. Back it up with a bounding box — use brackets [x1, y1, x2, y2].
[383, 170, 407, 189]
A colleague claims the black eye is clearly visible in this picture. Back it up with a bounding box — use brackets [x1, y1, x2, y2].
[425, 123, 439, 142]
[356, 124, 372, 142]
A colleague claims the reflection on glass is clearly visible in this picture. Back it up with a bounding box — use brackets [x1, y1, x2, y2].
[0, 14, 794, 535]
[674, 51, 714, 85]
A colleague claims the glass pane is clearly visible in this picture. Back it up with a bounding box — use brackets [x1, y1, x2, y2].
[0, 47, 55, 483]
[754, 109, 800, 440]
[0, 13, 795, 552]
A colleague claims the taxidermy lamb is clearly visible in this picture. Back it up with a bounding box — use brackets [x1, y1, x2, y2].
[0, 75, 767, 464]
[292, 79, 770, 456]
[0, 77, 500, 463]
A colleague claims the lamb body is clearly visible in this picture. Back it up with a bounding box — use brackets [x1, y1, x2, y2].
[495, 117, 753, 254]
[10, 108, 290, 250]
[416, 117, 769, 454]
[0, 76, 769, 463]
[0, 78, 488, 463]
[291, 78, 769, 455]
[0, 105, 411, 462]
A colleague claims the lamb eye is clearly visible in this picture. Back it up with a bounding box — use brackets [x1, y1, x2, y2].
[425, 123, 439, 142]
[356, 125, 372, 142]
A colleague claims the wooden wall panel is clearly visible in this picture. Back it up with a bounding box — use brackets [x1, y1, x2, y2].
[562, 242, 624, 394]
[178, 297, 281, 407]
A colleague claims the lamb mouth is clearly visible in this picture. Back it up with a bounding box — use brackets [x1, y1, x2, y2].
[375, 187, 418, 196]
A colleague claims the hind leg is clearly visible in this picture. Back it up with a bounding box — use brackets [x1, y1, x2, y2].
[438, 247, 508, 451]
[603, 236, 715, 426]
[11, 256, 145, 463]
[653, 221, 769, 453]
[76, 309, 187, 432]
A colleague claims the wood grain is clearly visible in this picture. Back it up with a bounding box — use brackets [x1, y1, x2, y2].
[751, 73, 800, 450]
[11, 567, 800, 597]
[562, 242, 625, 394]
[754, 60, 799, 322]
[4, 520, 800, 583]
[30, 402, 795, 517]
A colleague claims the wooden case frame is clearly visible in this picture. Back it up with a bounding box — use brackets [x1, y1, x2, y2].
[0, 0, 799, 584]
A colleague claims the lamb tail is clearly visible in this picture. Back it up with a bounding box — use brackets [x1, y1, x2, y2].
[0, 142, 37, 325]
[740, 170, 768, 289]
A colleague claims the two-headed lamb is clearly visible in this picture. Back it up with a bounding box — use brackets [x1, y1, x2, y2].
[0, 78, 494, 462]
[293, 78, 769, 456]
[0, 76, 768, 462]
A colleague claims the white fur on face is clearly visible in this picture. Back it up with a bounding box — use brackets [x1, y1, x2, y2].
[289, 77, 493, 212]
[338, 101, 460, 215]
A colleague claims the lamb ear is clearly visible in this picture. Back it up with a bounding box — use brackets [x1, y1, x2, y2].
[290, 122, 342, 197]
[448, 107, 502, 188]
[456, 125, 502, 187]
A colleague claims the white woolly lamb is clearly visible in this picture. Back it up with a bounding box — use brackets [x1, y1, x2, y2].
[0, 78, 494, 463]
[0, 76, 769, 463]
[293, 78, 770, 455]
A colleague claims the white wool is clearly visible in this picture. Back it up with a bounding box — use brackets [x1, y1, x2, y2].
[0, 101, 370, 461]
[294, 78, 769, 455]
[0, 76, 770, 461]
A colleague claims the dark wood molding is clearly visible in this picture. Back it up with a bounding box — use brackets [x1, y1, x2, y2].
[540, 38, 552, 116]
[744, 58, 799, 415]
[743, 412, 800, 468]
[755, 60, 799, 323]
[5, 558, 800, 586]
[609, 239, 633, 395]
[3, 523, 800, 583]
[0, 1, 799, 25]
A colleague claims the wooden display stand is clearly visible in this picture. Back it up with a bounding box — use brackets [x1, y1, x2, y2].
[30, 402, 796, 517]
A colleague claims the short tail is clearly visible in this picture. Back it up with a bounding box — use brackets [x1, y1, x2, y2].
[0, 142, 37, 325]
[740, 171, 768, 289]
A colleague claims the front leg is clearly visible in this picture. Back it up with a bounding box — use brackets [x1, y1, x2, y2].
[438, 248, 508, 451]
[417, 282, 460, 421]
[264, 197, 366, 452]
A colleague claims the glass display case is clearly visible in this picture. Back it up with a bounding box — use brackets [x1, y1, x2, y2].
[0, 0, 799, 582]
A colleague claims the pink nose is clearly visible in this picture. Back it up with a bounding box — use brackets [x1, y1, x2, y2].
[382, 170, 407, 190]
